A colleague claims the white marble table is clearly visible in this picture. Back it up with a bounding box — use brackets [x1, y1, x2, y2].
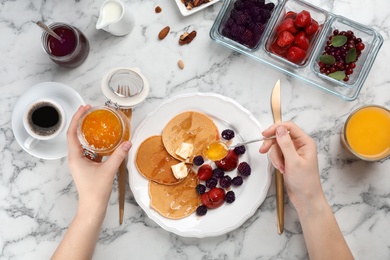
[1, 0, 390, 259]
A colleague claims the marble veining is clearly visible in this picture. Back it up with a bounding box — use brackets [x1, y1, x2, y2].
[1, 0, 390, 259]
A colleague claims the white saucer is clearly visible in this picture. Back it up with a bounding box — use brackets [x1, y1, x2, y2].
[12, 82, 85, 160]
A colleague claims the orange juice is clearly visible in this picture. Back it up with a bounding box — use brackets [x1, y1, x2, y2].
[77, 106, 130, 158]
[342, 105, 390, 161]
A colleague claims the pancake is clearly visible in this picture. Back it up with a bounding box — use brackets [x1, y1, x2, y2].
[136, 135, 184, 185]
[162, 111, 220, 163]
[149, 170, 200, 219]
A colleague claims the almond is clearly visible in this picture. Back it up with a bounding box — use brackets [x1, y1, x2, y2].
[179, 30, 197, 45]
[155, 6, 162, 13]
[178, 60, 185, 70]
[158, 26, 170, 40]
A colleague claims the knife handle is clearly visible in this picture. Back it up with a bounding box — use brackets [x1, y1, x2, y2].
[275, 169, 284, 234]
[118, 156, 128, 225]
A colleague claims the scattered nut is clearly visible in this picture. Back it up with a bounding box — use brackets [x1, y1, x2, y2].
[155, 6, 162, 13]
[179, 30, 197, 45]
[158, 26, 170, 40]
[178, 60, 185, 70]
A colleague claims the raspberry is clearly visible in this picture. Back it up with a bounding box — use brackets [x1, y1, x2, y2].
[238, 162, 251, 176]
[193, 155, 204, 166]
[221, 129, 235, 140]
[219, 175, 232, 188]
[225, 191, 236, 203]
[196, 205, 207, 216]
[212, 168, 225, 179]
[206, 177, 218, 189]
[233, 145, 246, 155]
[196, 184, 206, 194]
[232, 176, 243, 186]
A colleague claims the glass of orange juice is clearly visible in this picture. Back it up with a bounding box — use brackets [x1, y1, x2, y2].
[341, 105, 390, 161]
[77, 105, 130, 159]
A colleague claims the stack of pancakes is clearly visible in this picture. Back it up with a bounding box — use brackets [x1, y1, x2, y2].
[135, 111, 220, 219]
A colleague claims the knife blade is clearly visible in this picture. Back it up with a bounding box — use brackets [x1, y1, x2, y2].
[271, 79, 284, 234]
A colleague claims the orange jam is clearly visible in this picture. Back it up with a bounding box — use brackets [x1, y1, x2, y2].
[204, 141, 228, 161]
[78, 106, 130, 156]
[343, 106, 390, 161]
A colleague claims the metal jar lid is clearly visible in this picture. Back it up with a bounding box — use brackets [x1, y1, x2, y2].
[101, 67, 149, 108]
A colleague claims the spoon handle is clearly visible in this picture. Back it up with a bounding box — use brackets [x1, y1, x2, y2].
[230, 135, 277, 148]
[35, 21, 63, 42]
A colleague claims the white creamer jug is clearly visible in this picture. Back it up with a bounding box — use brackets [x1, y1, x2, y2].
[96, 0, 135, 36]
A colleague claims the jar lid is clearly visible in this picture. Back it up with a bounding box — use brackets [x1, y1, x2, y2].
[101, 67, 149, 108]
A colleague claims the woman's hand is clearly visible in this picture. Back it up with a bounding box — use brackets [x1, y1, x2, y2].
[259, 121, 323, 213]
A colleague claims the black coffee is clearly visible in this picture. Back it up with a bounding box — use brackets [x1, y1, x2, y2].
[27, 102, 62, 136]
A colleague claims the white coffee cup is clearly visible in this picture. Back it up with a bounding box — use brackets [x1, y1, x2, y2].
[23, 98, 66, 149]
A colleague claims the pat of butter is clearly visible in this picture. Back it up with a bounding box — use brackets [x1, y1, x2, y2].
[171, 162, 188, 179]
[175, 142, 194, 160]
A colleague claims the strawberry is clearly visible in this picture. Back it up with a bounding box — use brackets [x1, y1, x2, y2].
[270, 42, 289, 56]
[276, 30, 294, 47]
[197, 164, 213, 181]
[201, 187, 225, 209]
[215, 150, 239, 171]
[284, 11, 297, 20]
[294, 31, 310, 50]
[305, 19, 319, 36]
[294, 10, 312, 28]
[286, 46, 307, 64]
[276, 18, 297, 34]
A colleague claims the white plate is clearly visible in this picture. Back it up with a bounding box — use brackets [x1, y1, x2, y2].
[175, 0, 221, 16]
[128, 92, 271, 238]
[12, 82, 85, 160]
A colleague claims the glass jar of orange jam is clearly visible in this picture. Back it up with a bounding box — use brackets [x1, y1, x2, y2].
[77, 105, 130, 158]
[341, 105, 390, 161]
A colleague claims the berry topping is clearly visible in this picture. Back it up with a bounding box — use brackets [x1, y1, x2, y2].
[206, 177, 218, 189]
[197, 164, 213, 181]
[232, 176, 244, 186]
[233, 145, 246, 155]
[221, 129, 235, 140]
[196, 205, 208, 216]
[219, 175, 232, 189]
[215, 150, 239, 171]
[193, 155, 204, 166]
[201, 187, 225, 209]
[225, 190, 236, 203]
[237, 162, 251, 176]
[196, 184, 206, 194]
[212, 168, 225, 179]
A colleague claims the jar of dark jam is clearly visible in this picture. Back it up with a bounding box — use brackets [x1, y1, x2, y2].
[41, 22, 90, 68]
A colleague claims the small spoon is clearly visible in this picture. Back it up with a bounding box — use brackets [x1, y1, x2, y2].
[228, 135, 277, 149]
[35, 21, 64, 43]
[204, 135, 277, 161]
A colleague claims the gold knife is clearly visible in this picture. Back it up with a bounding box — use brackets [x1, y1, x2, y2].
[271, 79, 284, 234]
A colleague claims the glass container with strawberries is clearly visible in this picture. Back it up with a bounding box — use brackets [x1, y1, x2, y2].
[264, 0, 328, 67]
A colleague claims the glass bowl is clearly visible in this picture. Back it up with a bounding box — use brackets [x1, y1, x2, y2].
[264, 0, 328, 67]
[209, 0, 383, 101]
[211, 0, 282, 52]
[311, 16, 382, 88]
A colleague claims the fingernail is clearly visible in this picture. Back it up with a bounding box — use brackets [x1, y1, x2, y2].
[122, 141, 132, 151]
[276, 126, 287, 136]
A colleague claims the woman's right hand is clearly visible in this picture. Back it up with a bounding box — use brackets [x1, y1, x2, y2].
[259, 121, 324, 212]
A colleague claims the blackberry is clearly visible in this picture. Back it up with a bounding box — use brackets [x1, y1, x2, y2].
[221, 129, 235, 140]
[234, 145, 246, 155]
[196, 205, 207, 216]
[196, 184, 206, 194]
[240, 29, 254, 43]
[193, 155, 204, 166]
[232, 176, 243, 186]
[206, 177, 218, 189]
[264, 2, 275, 11]
[212, 168, 225, 179]
[259, 9, 272, 23]
[237, 162, 251, 176]
[225, 191, 236, 203]
[225, 18, 235, 28]
[219, 175, 232, 189]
